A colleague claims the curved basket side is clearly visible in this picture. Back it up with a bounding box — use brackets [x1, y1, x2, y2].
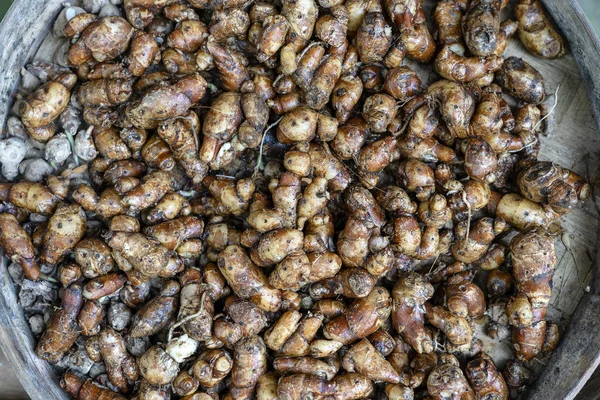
[526, 1, 600, 399]
[0, 1, 70, 399]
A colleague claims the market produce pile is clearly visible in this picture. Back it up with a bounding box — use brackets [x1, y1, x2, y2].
[0, 0, 591, 399]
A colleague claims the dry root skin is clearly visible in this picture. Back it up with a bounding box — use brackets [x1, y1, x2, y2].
[508, 229, 557, 361]
[0, 213, 40, 280]
[515, 0, 566, 59]
[324, 286, 392, 345]
[466, 352, 509, 400]
[342, 338, 401, 383]
[61, 372, 125, 400]
[36, 284, 84, 362]
[392, 273, 434, 354]
[428, 355, 476, 400]
[218, 245, 281, 312]
[434, 45, 503, 83]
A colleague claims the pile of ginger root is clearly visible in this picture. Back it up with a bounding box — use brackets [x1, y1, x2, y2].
[0, 0, 591, 398]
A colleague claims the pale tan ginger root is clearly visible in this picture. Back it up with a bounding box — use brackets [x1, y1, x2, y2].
[129, 282, 180, 337]
[41, 203, 86, 266]
[123, 170, 174, 212]
[172, 268, 214, 342]
[303, 210, 336, 254]
[78, 78, 133, 108]
[204, 38, 251, 92]
[426, 304, 473, 346]
[324, 286, 392, 345]
[144, 216, 204, 251]
[173, 371, 200, 397]
[246, 172, 301, 232]
[227, 335, 268, 400]
[125, 74, 207, 129]
[332, 73, 364, 123]
[434, 0, 465, 46]
[255, 15, 289, 63]
[250, 228, 304, 267]
[462, 0, 504, 57]
[212, 296, 267, 347]
[19, 73, 77, 142]
[408, 352, 439, 388]
[495, 57, 545, 104]
[67, 16, 135, 66]
[342, 338, 401, 383]
[462, 138, 499, 183]
[277, 374, 336, 400]
[8, 182, 60, 215]
[269, 251, 342, 291]
[308, 142, 353, 193]
[337, 186, 386, 266]
[194, 176, 255, 217]
[403, 79, 476, 139]
[509, 229, 558, 361]
[141, 135, 176, 171]
[363, 93, 397, 133]
[390, 215, 439, 260]
[138, 345, 180, 386]
[128, 30, 161, 77]
[83, 273, 127, 300]
[392, 273, 435, 354]
[375, 185, 417, 215]
[515, 0, 566, 59]
[331, 117, 369, 161]
[451, 217, 506, 263]
[297, 177, 330, 229]
[256, 372, 279, 400]
[517, 161, 591, 215]
[145, 192, 191, 224]
[465, 352, 509, 400]
[78, 300, 104, 337]
[428, 354, 476, 400]
[106, 231, 171, 284]
[277, 106, 319, 144]
[36, 284, 84, 362]
[94, 127, 133, 162]
[0, 213, 40, 280]
[306, 40, 349, 111]
[218, 244, 282, 312]
[434, 44, 503, 83]
[385, 384, 414, 400]
[192, 348, 233, 388]
[273, 355, 340, 381]
[384, 67, 422, 102]
[85, 328, 139, 393]
[277, 373, 373, 400]
[503, 360, 533, 395]
[487, 192, 556, 230]
[445, 274, 486, 319]
[397, 159, 436, 201]
[417, 193, 453, 228]
[309, 267, 376, 299]
[59, 264, 82, 288]
[264, 311, 324, 356]
[61, 371, 125, 400]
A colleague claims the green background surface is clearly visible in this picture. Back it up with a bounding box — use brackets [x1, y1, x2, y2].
[0, 1, 12, 20]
